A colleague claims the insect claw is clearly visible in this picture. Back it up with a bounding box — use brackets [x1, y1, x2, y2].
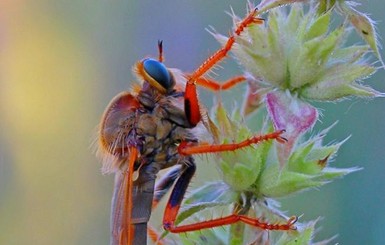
[287, 215, 298, 230]
[274, 129, 287, 143]
[278, 137, 288, 144]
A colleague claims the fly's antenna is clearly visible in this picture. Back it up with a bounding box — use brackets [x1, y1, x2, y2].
[158, 40, 163, 62]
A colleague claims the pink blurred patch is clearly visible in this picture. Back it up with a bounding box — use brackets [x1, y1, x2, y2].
[266, 91, 318, 166]
[242, 79, 270, 116]
[242, 80, 262, 116]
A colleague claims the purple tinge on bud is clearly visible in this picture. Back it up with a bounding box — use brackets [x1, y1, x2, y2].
[266, 91, 318, 167]
[242, 80, 263, 116]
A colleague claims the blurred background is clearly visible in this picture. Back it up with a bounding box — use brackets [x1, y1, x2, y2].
[0, 1, 384, 244]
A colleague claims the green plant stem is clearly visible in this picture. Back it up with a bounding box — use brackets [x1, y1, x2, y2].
[228, 194, 252, 245]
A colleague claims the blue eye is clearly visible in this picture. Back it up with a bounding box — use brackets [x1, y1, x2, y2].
[143, 59, 173, 91]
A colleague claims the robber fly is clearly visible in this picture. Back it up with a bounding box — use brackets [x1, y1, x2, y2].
[97, 8, 297, 245]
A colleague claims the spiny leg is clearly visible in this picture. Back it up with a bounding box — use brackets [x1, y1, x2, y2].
[184, 8, 263, 126]
[178, 130, 287, 156]
[162, 158, 297, 234]
[189, 8, 262, 81]
[166, 214, 297, 233]
[188, 75, 247, 92]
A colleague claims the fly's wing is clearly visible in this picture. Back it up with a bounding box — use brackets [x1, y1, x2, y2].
[110, 147, 138, 245]
[111, 146, 156, 245]
[97, 92, 144, 244]
[110, 169, 125, 244]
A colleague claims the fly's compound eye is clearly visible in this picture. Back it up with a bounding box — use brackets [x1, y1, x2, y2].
[142, 58, 175, 94]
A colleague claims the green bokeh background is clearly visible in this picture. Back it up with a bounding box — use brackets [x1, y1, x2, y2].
[0, 1, 384, 244]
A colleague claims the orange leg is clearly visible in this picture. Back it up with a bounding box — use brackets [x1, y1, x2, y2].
[184, 8, 263, 126]
[188, 8, 262, 81]
[178, 130, 286, 156]
[188, 75, 247, 92]
[162, 160, 296, 235]
[165, 213, 297, 233]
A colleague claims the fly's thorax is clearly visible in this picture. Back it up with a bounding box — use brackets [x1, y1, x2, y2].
[135, 93, 198, 172]
[99, 85, 198, 174]
[136, 106, 194, 155]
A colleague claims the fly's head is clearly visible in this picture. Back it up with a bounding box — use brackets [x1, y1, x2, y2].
[136, 41, 176, 95]
[135, 58, 176, 95]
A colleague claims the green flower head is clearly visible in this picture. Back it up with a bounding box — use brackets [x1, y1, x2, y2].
[215, 3, 382, 102]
